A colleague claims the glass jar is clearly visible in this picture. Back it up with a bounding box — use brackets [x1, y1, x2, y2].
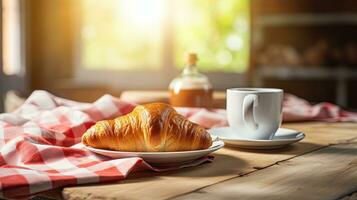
[169, 53, 213, 108]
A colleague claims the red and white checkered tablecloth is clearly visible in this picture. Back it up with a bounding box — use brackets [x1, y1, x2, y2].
[0, 90, 356, 199]
[0, 91, 213, 199]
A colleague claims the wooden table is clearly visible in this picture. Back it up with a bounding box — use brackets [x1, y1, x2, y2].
[53, 122, 357, 200]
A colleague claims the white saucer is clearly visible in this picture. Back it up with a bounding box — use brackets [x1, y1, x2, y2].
[83, 140, 224, 165]
[208, 127, 305, 150]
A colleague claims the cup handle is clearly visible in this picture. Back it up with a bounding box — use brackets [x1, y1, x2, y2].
[243, 94, 259, 130]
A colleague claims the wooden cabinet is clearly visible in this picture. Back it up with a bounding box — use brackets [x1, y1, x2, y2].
[251, 0, 357, 108]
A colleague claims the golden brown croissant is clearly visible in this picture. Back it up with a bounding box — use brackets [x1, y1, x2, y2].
[82, 103, 212, 152]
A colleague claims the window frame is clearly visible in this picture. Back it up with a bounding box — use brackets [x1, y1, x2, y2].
[72, 0, 248, 90]
[0, 0, 28, 112]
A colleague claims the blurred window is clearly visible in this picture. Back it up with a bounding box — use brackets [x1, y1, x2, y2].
[2, 0, 22, 75]
[80, 0, 250, 73]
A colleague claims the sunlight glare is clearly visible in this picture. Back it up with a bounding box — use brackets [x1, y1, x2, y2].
[118, 0, 166, 30]
[226, 34, 244, 51]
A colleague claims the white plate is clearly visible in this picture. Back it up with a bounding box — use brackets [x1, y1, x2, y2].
[83, 140, 224, 165]
[208, 127, 305, 150]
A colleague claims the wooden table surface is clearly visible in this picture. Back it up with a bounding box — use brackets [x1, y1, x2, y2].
[53, 122, 357, 200]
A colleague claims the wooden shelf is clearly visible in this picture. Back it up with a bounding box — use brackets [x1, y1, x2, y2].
[254, 66, 357, 107]
[257, 13, 357, 26]
[256, 66, 357, 80]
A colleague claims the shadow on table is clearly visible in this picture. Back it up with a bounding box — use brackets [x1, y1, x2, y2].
[124, 153, 249, 180]
[162, 153, 249, 178]
[316, 142, 357, 156]
[68, 153, 248, 188]
[124, 141, 327, 180]
[224, 141, 325, 155]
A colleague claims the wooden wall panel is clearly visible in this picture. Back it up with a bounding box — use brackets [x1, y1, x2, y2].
[26, 0, 76, 91]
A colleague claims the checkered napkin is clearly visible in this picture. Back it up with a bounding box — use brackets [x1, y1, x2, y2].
[1, 91, 356, 199]
[0, 91, 212, 199]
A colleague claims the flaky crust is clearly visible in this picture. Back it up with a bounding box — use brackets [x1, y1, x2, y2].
[82, 103, 212, 152]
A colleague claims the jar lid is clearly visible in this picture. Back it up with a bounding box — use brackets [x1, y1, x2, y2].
[186, 53, 198, 65]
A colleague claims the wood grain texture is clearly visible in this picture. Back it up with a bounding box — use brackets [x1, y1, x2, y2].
[61, 123, 357, 200]
[173, 142, 357, 200]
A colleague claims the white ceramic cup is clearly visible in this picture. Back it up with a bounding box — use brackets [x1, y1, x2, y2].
[226, 88, 283, 140]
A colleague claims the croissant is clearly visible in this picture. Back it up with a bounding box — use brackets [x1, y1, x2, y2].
[82, 103, 212, 152]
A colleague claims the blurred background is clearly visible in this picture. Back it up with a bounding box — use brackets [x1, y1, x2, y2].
[1, 0, 357, 112]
